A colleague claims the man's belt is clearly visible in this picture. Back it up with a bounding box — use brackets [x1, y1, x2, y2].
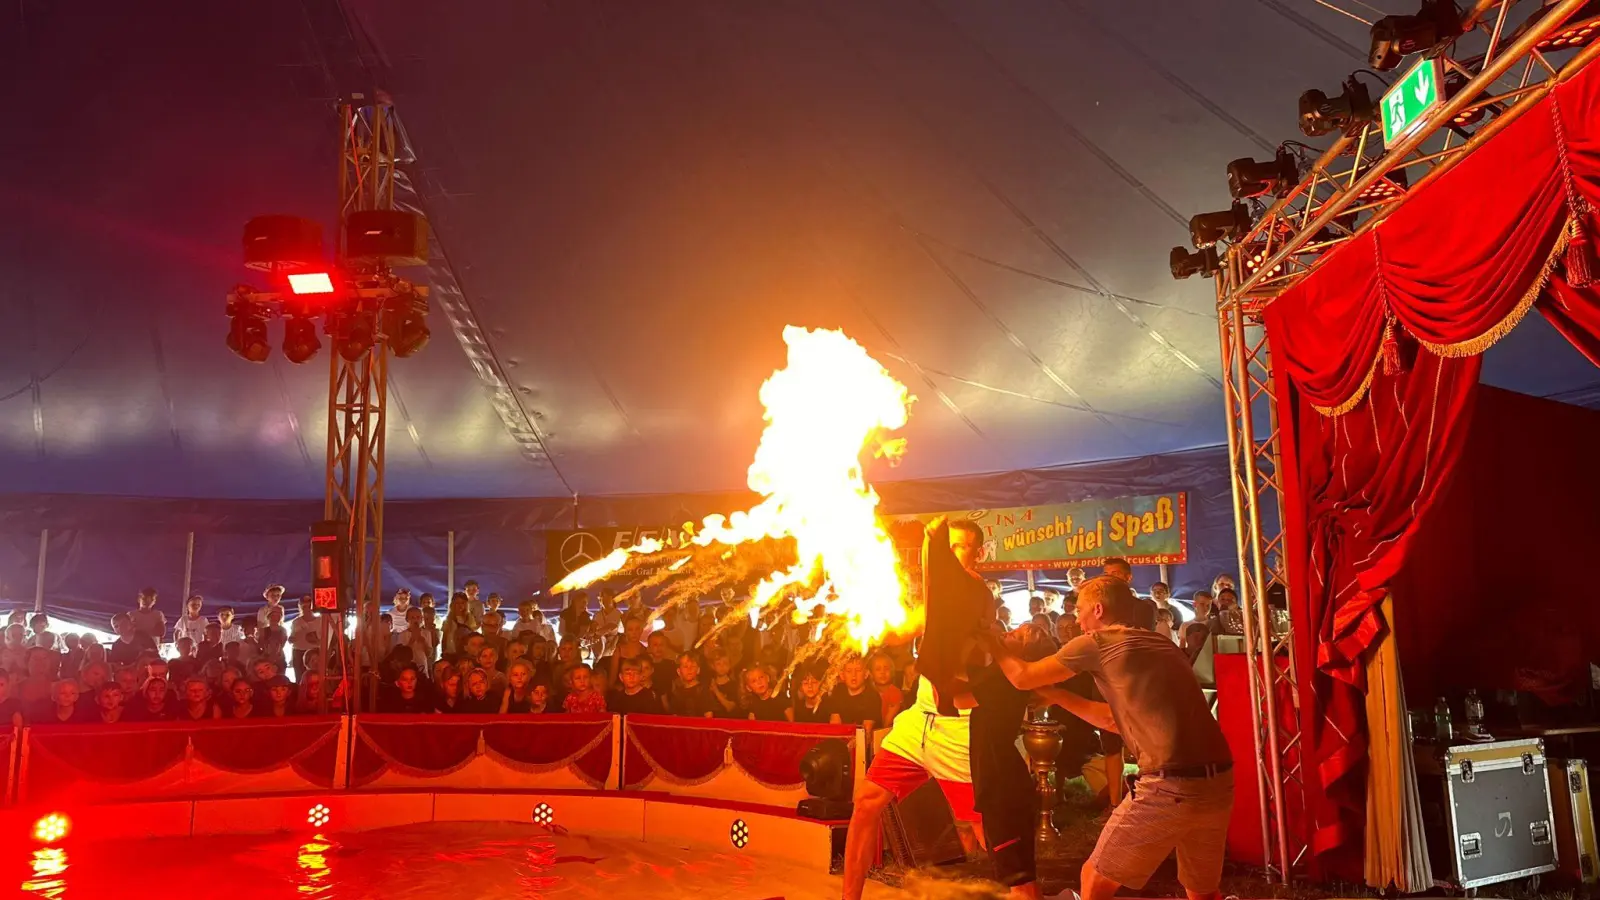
[1153, 761, 1232, 779]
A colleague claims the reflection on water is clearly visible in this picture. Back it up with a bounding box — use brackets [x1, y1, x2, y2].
[10, 820, 886, 899]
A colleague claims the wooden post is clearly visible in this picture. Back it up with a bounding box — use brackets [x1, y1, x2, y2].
[33, 530, 47, 613]
[182, 532, 195, 601]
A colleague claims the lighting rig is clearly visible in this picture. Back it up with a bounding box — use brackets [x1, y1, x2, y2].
[1162, 0, 1600, 887]
[226, 93, 429, 712]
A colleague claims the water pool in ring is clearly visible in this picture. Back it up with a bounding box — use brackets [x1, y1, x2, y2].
[10, 820, 913, 899]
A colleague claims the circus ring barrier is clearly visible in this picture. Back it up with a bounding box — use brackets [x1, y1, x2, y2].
[1212, 2, 1600, 885]
[0, 715, 864, 871]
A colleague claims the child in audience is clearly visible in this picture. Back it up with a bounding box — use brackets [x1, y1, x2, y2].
[499, 659, 539, 714]
[258, 675, 295, 718]
[113, 664, 140, 699]
[19, 647, 55, 706]
[434, 670, 466, 713]
[130, 589, 166, 646]
[178, 677, 217, 721]
[238, 619, 262, 662]
[256, 584, 287, 630]
[868, 651, 903, 726]
[78, 662, 110, 715]
[95, 684, 128, 724]
[217, 607, 244, 646]
[527, 680, 551, 714]
[476, 644, 504, 679]
[260, 607, 289, 668]
[27, 612, 55, 651]
[463, 668, 499, 714]
[0, 668, 22, 728]
[606, 658, 661, 715]
[169, 637, 199, 684]
[131, 676, 175, 721]
[225, 679, 255, 719]
[60, 633, 85, 675]
[667, 652, 714, 718]
[705, 649, 739, 717]
[562, 663, 607, 713]
[741, 665, 788, 722]
[34, 680, 87, 724]
[827, 655, 880, 729]
[1, 624, 26, 674]
[107, 613, 146, 667]
[173, 594, 207, 646]
[380, 664, 432, 714]
[788, 665, 832, 724]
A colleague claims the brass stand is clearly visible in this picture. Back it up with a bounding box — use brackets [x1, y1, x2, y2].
[1022, 721, 1065, 840]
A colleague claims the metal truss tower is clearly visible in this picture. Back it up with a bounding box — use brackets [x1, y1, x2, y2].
[1211, 0, 1600, 883]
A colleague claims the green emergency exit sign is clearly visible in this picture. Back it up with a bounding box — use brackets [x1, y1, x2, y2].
[1382, 58, 1443, 146]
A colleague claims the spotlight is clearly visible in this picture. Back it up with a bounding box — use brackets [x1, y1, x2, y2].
[1240, 243, 1286, 279]
[282, 316, 322, 364]
[1227, 149, 1300, 200]
[1369, 0, 1462, 71]
[287, 271, 336, 295]
[796, 738, 854, 820]
[32, 813, 70, 844]
[532, 803, 555, 827]
[1514, 0, 1600, 51]
[1356, 166, 1409, 203]
[382, 295, 430, 359]
[1170, 246, 1222, 280]
[226, 295, 271, 363]
[1441, 71, 1505, 130]
[1299, 77, 1377, 137]
[331, 311, 375, 362]
[729, 818, 751, 849]
[1189, 202, 1252, 248]
[306, 803, 331, 828]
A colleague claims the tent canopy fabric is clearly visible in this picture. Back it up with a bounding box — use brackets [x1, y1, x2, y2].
[2, 1, 1596, 502]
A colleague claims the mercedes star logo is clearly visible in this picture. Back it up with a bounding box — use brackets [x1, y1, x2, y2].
[560, 532, 605, 574]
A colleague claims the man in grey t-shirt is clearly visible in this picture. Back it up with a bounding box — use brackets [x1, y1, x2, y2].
[991, 576, 1234, 900]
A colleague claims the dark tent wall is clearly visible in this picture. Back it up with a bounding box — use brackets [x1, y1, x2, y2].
[0, 445, 1235, 628]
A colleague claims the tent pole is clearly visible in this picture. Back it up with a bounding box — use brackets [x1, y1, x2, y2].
[33, 529, 47, 614]
[1159, 563, 1169, 585]
[446, 530, 455, 599]
[182, 532, 195, 602]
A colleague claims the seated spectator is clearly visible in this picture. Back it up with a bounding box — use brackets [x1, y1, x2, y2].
[397, 607, 435, 671]
[129, 677, 175, 721]
[298, 670, 345, 713]
[434, 670, 467, 713]
[95, 684, 129, 724]
[289, 596, 319, 678]
[704, 649, 739, 717]
[741, 665, 788, 722]
[113, 664, 141, 699]
[525, 679, 551, 714]
[503, 638, 529, 668]
[31, 680, 87, 724]
[144, 657, 170, 686]
[867, 651, 902, 725]
[646, 631, 677, 666]
[81, 638, 107, 669]
[606, 658, 660, 714]
[169, 637, 200, 684]
[0, 668, 22, 728]
[237, 619, 262, 663]
[217, 606, 244, 646]
[19, 646, 56, 706]
[223, 679, 256, 719]
[476, 644, 504, 678]
[665, 652, 715, 718]
[60, 633, 85, 675]
[788, 665, 831, 723]
[257, 675, 296, 718]
[259, 607, 289, 666]
[512, 599, 555, 644]
[250, 659, 281, 689]
[551, 639, 580, 689]
[639, 656, 670, 709]
[430, 658, 454, 688]
[499, 660, 541, 714]
[1, 623, 26, 674]
[217, 664, 245, 698]
[562, 663, 607, 713]
[463, 668, 500, 714]
[131, 587, 167, 646]
[377, 645, 413, 687]
[221, 641, 244, 668]
[177, 677, 218, 721]
[827, 656, 880, 729]
[173, 594, 207, 646]
[481, 610, 508, 658]
[107, 613, 148, 667]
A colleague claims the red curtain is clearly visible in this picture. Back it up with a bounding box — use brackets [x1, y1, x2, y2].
[481, 716, 613, 787]
[1264, 61, 1600, 874]
[351, 714, 613, 787]
[622, 715, 854, 789]
[190, 718, 340, 775]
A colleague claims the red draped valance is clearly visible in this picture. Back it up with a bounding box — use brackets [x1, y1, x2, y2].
[350, 714, 613, 788]
[622, 715, 855, 790]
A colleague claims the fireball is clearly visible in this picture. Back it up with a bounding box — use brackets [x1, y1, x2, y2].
[552, 326, 916, 653]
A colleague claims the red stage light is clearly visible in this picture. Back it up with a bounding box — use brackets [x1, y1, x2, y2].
[306, 803, 331, 829]
[288, 272, 336, 295]
[32, 813, 70, 844]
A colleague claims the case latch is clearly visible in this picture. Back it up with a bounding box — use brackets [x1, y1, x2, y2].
[1571, 769, 1584, 794]
[1523, 753, 1537, 775]
[1532, 820, 1552, 845]
[1461, 759, 1475, 783]
[1461, 833, 1483, 859]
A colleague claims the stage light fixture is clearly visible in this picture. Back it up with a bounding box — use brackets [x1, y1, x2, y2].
[1356, 166, 1410, 203]
[1240, 243, 1286, 279]
[32, 813, 70, 844]
[532, 803, 555, 827]
[306, 803, 331, 829]
[282, 316, 322, 364]
[332, 311, 375, 362]
[1515, 0, 1600, 51]
[1298, 77, 1377, 137]
[1369, 0, 1463, 71]
[383, 295, 430, 359]
[1188, 202, 1252, 249]
[796, 739, 854, 820]
[226, 296, 271, 363]
[1170, 246, 1222, 280]
[1227, 149, 1300, 200]
[288, 271, 336, 295]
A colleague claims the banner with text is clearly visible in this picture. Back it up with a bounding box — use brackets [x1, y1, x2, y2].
[886, 493, 1187, 571]
[544, 524, 692, 589]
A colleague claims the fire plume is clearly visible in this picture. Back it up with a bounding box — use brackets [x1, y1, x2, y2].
[552, 326, 915, 653]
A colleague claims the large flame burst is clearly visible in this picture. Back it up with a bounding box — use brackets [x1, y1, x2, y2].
[553, 326, 917, 655]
